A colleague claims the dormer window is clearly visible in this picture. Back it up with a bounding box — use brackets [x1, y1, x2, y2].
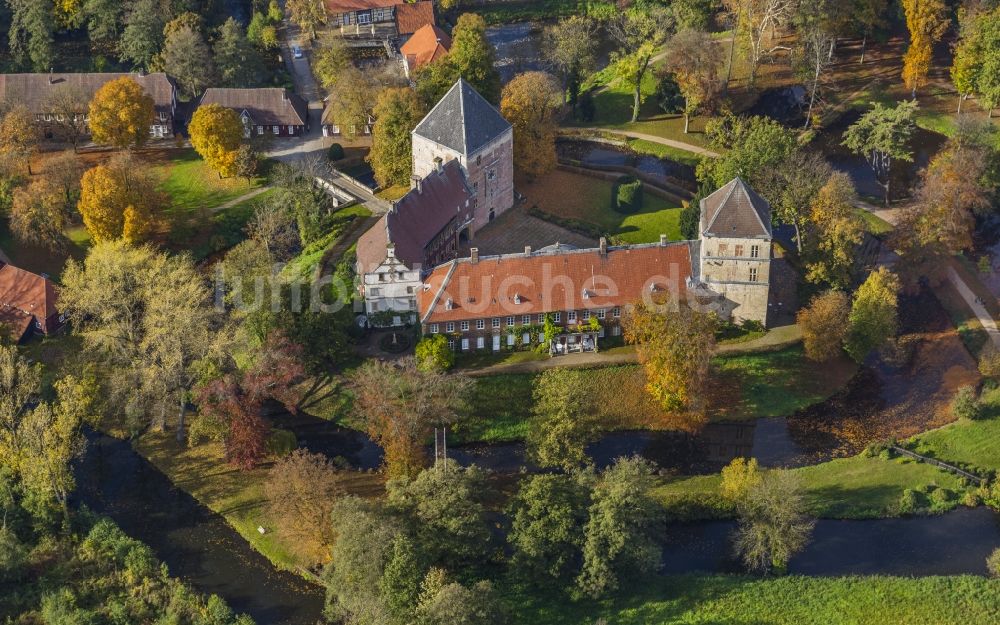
[445, 298, 454, 310]
[513, 293, 521, 305]
[582, 289, 590, 300]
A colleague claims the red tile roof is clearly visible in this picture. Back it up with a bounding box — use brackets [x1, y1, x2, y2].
[401, 24, 451, 71]
[420, 242, 694, 323]
[0, 262, 59, 340]
[395, 1, 436, 35]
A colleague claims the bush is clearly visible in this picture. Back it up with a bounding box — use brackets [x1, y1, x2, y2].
[952, 385, 982, 420]
[928, 486, 954, 512]
[614, 176, 643, 214]
[979, 345, 1000, 379]
[655, 73, 684, 114]
[267, 429, 298, 457]
[897, 489, 919, 515]
[988, 548, 1000, 578]
[328, 143, 345, 161]
[415, 334, 455, 372]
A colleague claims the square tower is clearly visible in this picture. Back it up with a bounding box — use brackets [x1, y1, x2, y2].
[698, 177, 773, 325]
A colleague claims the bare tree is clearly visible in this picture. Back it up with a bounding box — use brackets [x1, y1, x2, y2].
[723, 0, 796, 88]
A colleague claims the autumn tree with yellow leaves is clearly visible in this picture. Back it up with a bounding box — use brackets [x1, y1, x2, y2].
[0, 105, 39, 175]
[188, 103, 245, 178]
[88, 77, 155, 149]
[500, 71, 563, 179]
[77, 152, 164, 243]
[804, 173, 865, 289]
[901, 0, 950, 98]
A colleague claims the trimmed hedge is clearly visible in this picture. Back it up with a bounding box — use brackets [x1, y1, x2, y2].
[614, 176, 643, 214]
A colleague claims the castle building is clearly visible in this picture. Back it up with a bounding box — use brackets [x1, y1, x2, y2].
[697, 177, 773, 325]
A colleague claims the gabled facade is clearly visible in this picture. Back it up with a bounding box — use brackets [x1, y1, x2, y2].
[198, 88, 309, 138]
[360, 248, 422, 322]
[401, 24, 451, 76]
[0, 72, 176, 140]
[697, 177, 773, 324]
[0, 262, 63, 343]
[411, 79, 514, 240]
[325, 0, 435, 38]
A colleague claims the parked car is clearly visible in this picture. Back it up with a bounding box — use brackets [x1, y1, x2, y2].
[292, 45, 303, 59]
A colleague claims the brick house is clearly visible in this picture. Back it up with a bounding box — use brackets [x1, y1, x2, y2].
[0, 72, 177, 140]
[418, 238, 695, 353]
[411, 78, 514, 241]
[198, 88, 309, 138]
[400, 24, 451, 76]
[0, 262, 63, 343]
[325, 0, 435, 38]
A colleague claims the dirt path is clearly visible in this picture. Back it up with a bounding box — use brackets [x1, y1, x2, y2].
[208, 187, 272, 214]
[575, 127, 721, 158]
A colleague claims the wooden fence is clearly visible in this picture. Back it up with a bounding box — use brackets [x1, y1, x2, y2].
[890, 445, 986, 486]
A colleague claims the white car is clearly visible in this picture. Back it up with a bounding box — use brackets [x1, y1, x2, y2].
[292, 46, 304, 59]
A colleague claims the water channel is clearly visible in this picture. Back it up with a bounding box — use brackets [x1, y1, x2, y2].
[486, 21, 616, 84]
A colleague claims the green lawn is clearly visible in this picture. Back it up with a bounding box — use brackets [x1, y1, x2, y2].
[906, 389, 1000, 475]
[520, 169, 682, 244]
[509, 574, 1000, 625]
[653, 453, 970, 520]
[856, 208, 893, 236]
[154, 149, 265, 215]
[0, 219, 89, 279]
[626, 138, 704, 168]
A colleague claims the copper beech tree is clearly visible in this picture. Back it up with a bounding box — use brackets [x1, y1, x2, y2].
[349, 357, 472, 478]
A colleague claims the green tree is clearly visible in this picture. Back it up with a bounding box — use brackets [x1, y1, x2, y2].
[797, 290, 851, 362]
[543, 15, 598, 106]
[720, 456, 762, 503]
[158, 24, 216, 98]
[10, 177, 70, 251]
[576, 457, 662, 598]
[286, 0, 326, 39]
[732, 469, 815, 573]
[118, 0, 164, 69]
[416, 579, 506, 625]
[7, 0, 55, 72]
[805, 172, 865, 288]
[527, 368, 601, 471]
[758, 149, 833, 253]
[508, 473, 591, 587]
[663, 28, 723, 133]
[388, 463, 494, 572]
[607, 6, 670, 123]
[842, 101, 917, 206]
[680, 182, 712, 241]
[83, 0, 123, 46]
[448, 13, 501, 103]
[214, 18, 263, 88]
[700, 115, 797, 190]
[368, 87, 424, 188]
[247, 11, 280, 50]
[844, 267, 901, 362]
[415, 334, 455, 372]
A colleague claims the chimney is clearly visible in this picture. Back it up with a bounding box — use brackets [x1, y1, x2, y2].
[433, 156, 443, 174]
[660, 234, 668, 247]
[599, 237, 607, 256]
[412, 174, 423, 193]
[470, 247, 479, 264]
[524, 245, 532, 256]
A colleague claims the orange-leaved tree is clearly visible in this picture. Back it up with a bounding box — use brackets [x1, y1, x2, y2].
[88, 77, 155, 149]
[500, 71, 562, 179]
[188, 103, 244, 178]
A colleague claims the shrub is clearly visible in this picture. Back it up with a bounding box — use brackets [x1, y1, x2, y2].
[979, 345, 1000, 380]
[328, 143, 345, 161]
[928, 487, 953, 512]
[655, 73, 684, 114]
[267, 429, 298, 457]
[952, 385, 982, 420]
[988, 548, 1000, 577]
[416, 334, 455, 372]
[897, 489, 919, 515]
[614, 176, 643, 214]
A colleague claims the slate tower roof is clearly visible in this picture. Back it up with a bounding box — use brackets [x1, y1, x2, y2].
[699, 177, 772, 239]
[412, 78, 510, 156]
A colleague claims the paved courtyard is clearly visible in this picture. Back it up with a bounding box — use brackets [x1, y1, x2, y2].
[461, 205, 597, 257]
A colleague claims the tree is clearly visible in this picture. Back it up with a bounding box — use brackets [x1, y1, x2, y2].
[971, 7, 1000, 118]
[500, 72, 563, 178]
[680, 182, 712, 241]
[388, 463, 494, 571]
[10, 177, 70, 251]
[312, 33, 351, 91]
[576, 457, 662, 598]
[844, 267, 901, 363]
[7, 0, 55, 72]
[663, 29, 723, 133]
[234, 144, 259, 188]
[415, 334, 455, 372]
[853, 0, 888, 64]
[732, 470, 815, 573]
[901, 0, 949, 98]
[189, 104, 244, 178]
[951, 7, 983, 114]
[118, 0, 163, 69]
[723, 0, 796, 88]
[508, 473, 591, 587]
[214, 18, 263, 88]
[77, 153, 163, 242]
[757, 149, 833, 253]
[842, 101, 917, 206]
[323, 65, 381, 140]
[416, 579, 507, 625]
[264, 449, 345, 565]
[720, 457, 762, 503]
[608, 7, 670, 122]
[88, 76, 155, 149]
[543, 16, 598, 106]
[158, 24, 216, 98]
[951, 385, 982, 420]
[448, 13, 502, 103]
[286, 0, 326, 40]
[805, 173, 865, 288]
[368, 87, 424, 188]
[795, 4, 836, 129]
[43, 85, 90, 149]
[349, 358, 471, 477]
[527, 368, 601, 471]
[623, 300, 716, 414]
[0, 345, 41, 472]
[700, 115, 797, 191]
[797, 290, 850, 362]
[0, 106, 39, 175]
[83, 0, 123, 46]
[247, 11, 280, 50]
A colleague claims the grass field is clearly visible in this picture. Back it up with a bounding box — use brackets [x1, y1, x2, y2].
[856, 208, 893, 236]
[510, 574, 1000, 625]
[653, 452, 970, 520]
[519, 169, 682, 244]
[907, 389, 1000, 475]
[0, 219, 88, 278]
[153, 149, 265, 215]
[626, 138, 705, 167]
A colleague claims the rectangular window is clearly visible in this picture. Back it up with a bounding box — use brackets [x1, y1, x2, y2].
[369, 288, 380, 297]
[597, 309, 606, 320]
[492, 318, 500, 328]
[612, 325, 622, 337]
[554, 312, 561, 323]
[461, 321, 470, 331]
[522, 315, 531, 325]
[718, 243, 728, 255]
[272, 125, 279, 135]
[446, 322, 455, 333]
[506, 316, 515, 326]
[749, 267, 759, 282]
[476, 336, 485, 349]
[567, 311, 577, 322]
[750, 245, 760, 259]
[257, 126, 264, 135]
[430, 324, 439, 334]
[357, 11, 372, 24]
[582, 310, 591, 320]
[288, 125, 294, 134]
[476, 319, 485, 330]
[613, 307, 621, 318]
[447, 339, 455, 350]
[537, 314, 545, 324]
[461, 338, 469, 351]
[735, 244, 745, 257]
